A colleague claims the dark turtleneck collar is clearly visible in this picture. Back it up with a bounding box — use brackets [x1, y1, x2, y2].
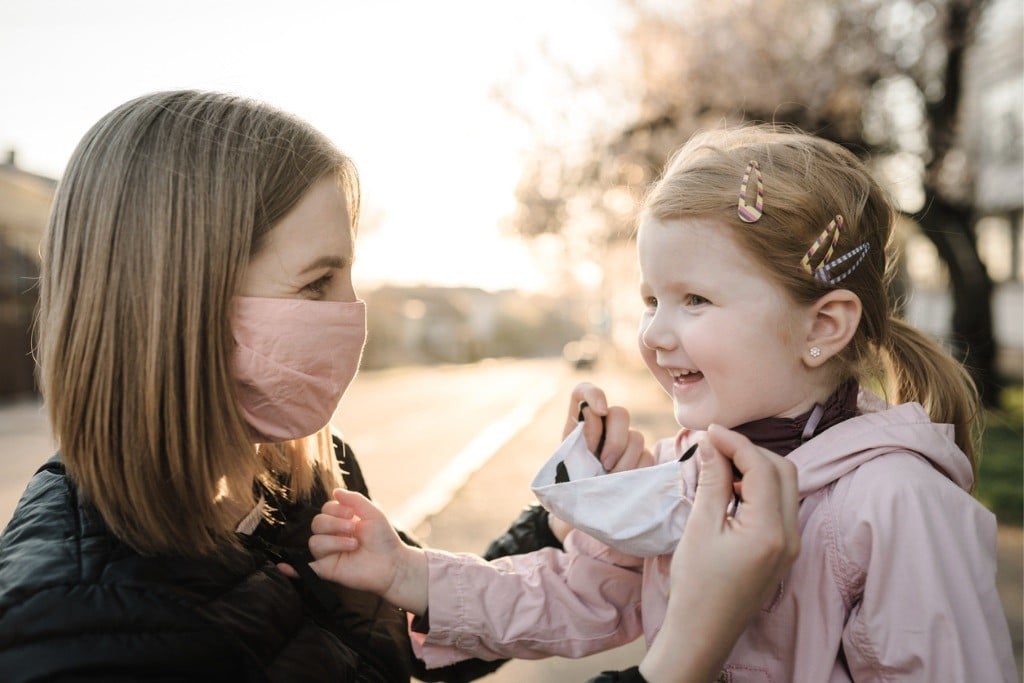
[731, 380, 860, 456]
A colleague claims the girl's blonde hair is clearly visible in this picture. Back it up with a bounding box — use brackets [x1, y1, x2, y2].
[642, 124, 980, 473]
[37, 90, 358, 556]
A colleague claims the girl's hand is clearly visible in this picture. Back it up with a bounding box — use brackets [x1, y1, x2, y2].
[307, 489, 428, 614]
[549, 383, 655, 542]
[564, 382, 653, 472]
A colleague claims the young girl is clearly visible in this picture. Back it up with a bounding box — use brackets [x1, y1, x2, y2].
[308, 124, 1018, 681]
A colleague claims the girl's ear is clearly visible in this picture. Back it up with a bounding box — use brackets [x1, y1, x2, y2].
[803, 289, 862, 368]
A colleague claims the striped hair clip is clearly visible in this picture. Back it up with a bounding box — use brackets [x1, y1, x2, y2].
[800, 215, 870, 285]
[737, 160, 764, 223]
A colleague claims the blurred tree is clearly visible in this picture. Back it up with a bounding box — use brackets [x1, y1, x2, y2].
[509, 0, 1000, 404]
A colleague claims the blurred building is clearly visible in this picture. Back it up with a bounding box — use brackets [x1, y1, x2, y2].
[963, 0, 1024, 283]
[361, 285, 584, 369]
[0, 150, 55, 400]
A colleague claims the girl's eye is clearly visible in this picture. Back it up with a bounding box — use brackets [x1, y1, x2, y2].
[684, 293, 710, 306]
[303, 274, 333, 296]
[643, 296, 658, 309]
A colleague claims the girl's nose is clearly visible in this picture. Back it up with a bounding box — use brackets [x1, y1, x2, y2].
[640, 312, 676, 351]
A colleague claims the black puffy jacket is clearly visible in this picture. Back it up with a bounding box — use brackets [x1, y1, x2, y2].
[0, 438, 561, 682]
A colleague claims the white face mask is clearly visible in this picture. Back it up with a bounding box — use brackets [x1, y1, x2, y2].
[530, 423, 696, 557]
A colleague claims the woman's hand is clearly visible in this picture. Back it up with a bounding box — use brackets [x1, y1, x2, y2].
[306, 489, 429, 614]
[639, 425, 800, 683]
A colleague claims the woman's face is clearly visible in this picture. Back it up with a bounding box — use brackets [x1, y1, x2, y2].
[238, 176, 356, 302]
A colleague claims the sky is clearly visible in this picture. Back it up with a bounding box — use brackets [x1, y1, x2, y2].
[0, 0, 631, 291]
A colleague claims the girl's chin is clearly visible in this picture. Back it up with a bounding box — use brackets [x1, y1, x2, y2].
[672, 409, 711, 432]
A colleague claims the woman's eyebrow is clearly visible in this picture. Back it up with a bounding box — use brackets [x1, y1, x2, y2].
[298, 255, 350, 275]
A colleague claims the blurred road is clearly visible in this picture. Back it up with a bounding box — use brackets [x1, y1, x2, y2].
[0, 355, 1020, 680]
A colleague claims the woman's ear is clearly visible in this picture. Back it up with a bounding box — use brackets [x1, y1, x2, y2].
[803, 290, 862, 368]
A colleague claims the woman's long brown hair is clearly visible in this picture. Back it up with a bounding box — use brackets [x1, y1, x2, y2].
[36, 90, 358, 556]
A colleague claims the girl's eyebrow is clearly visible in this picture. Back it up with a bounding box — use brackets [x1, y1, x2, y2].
[298, 255, 350, 275]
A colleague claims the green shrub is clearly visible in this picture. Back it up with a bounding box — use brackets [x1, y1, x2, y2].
[976, 386, 1024, 527]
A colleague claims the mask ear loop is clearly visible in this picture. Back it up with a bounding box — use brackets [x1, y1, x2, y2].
[576, 401, 607, 456]
[737, 160, 765, 223]
[801, 215, 843, 276]
[556, 401, 607, 483]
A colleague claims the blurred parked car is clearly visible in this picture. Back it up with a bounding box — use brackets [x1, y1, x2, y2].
[563, 335, 601, 370]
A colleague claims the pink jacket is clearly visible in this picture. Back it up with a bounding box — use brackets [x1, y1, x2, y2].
[412, 398, 1018, 681]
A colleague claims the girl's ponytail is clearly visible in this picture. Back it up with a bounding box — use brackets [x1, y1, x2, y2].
[883, 316, 982, 480]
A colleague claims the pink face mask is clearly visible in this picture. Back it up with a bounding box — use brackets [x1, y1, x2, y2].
[231, 296, 367, 443]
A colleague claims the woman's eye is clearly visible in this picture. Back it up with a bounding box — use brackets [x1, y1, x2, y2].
[303, 274, 333, 296]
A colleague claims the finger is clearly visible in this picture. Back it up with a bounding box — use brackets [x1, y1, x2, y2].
[686, 436, 736, 534]
[774, 458, 800, 563]
[706, 425, 786, 510]
[580, 407, 608, 456]
[276, 563, 299, 578]
[311, 512, 356, 536]
[320, 499, 355, 519]
[706, 424, 788, 544]
[590, 405, 626, 463]
[309, 532, 359, 559]
[331, 488, 380, 521]
[607, 430, 647, 472]
[637, 448, 655, 469]
[564, 383, 608, 438]
[573, 383, 608, 416]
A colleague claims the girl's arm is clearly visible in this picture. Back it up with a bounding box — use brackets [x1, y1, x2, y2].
[309, 489, 645, 663]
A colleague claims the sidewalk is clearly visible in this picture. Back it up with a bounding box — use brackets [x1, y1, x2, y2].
[410, 355, 1024, 681]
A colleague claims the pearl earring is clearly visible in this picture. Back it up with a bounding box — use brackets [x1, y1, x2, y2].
[809, 346, 822, 359]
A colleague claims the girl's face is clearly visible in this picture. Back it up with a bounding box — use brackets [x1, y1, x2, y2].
[239, 176, 356, 302]
[637, 215, 819, 431]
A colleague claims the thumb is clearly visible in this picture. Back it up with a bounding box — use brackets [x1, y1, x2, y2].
[689, 434, 736, 529]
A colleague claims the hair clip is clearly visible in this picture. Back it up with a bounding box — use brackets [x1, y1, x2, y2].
[801, 215, 843, 276]
[737, 160, 764, 223]
[814, 242, 871, 285]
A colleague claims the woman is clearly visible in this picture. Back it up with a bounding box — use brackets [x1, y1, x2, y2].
[0, 90, 797, 682]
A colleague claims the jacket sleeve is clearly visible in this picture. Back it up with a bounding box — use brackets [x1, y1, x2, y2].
[408, 505, 565, 682]
[411, 530, 645, 668]
[836, 454, 1018, 681]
